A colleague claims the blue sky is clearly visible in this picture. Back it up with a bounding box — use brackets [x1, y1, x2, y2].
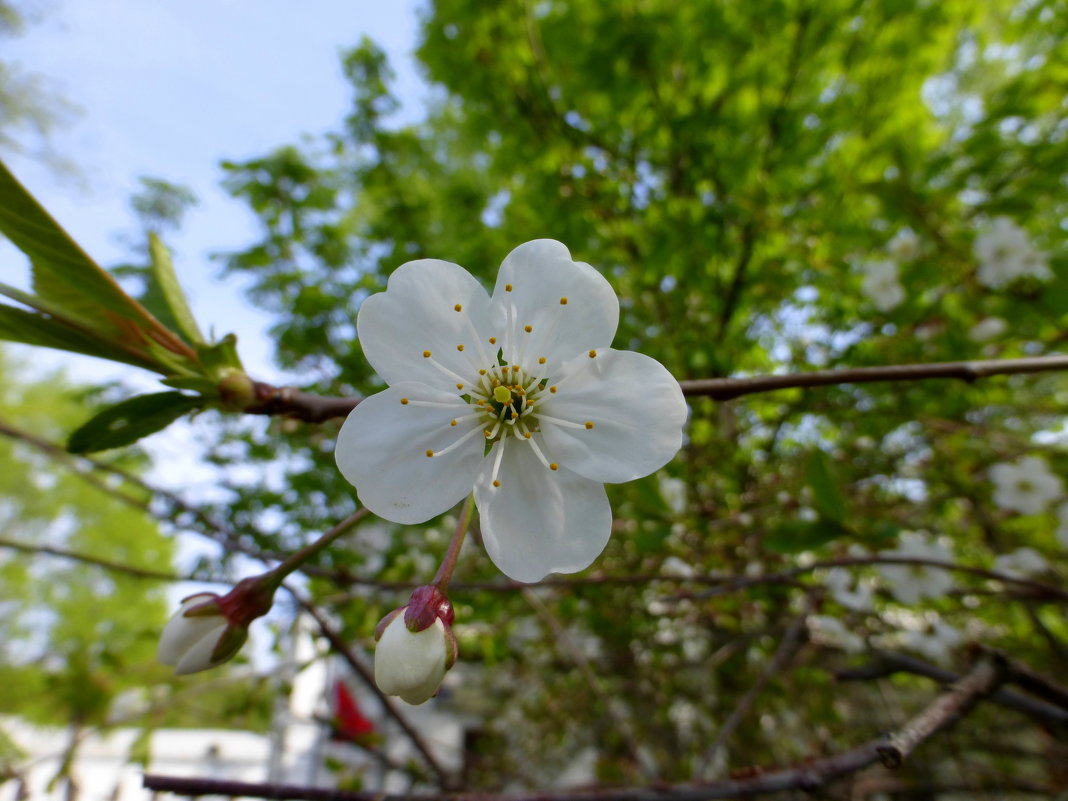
[4, 0, 427, 380]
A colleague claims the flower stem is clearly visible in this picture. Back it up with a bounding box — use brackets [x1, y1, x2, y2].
[432, 495, 475, 591]
[264, 508, 369, 588]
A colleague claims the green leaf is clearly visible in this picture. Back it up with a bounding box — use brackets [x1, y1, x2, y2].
[0, 305, 158, 370]
[806, 450, 846, 523]
[148, 232, 204, 344]
[67, 392, 203, 454]
[0, 160, 150, 324]
[764, 519, 848, 555]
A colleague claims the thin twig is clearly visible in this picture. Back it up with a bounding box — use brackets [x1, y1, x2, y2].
[241, 355, 1068, 422]
[0, 535, 196, 582]
[697, 603, 812, 775]
[834, 651, 1068, 727]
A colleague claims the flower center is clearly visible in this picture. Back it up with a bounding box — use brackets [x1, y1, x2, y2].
[400, 296, 599, 489]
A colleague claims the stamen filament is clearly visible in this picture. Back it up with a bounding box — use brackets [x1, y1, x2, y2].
[525, 435, 554, 470]
[537, 414, 590, 430]
[430, 424, 486, 457]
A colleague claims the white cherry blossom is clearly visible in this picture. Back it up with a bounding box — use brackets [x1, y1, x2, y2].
[967, 317, 1008, 343]
[974, 217, 1051, 289]
[860, 259, 905, 312]
[336, 240, 687, 582]
[989, 456, 1064, 515]
[807, 614, 865, 653]
[824, 567, 874, 611]
[903, 618, 963, 664]
[877, 532, 954, 605]
[887, 228, 920, 262]
[993, 547, 1048, 578]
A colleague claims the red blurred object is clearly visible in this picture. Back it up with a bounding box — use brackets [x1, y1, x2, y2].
[331, 680, 376, 743]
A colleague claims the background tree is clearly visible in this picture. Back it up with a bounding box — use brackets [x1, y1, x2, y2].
[2, 0, 1067, 797]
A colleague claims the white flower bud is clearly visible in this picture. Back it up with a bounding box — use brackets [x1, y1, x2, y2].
[157, 593, 237, 675]
[374, 613, 449, 705]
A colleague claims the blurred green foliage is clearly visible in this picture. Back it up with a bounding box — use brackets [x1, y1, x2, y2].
[207, 0, 1068, 790]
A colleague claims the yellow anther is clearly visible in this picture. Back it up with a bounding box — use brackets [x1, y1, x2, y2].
[524, 325, 532, 333]
[505, 283, 513, 292]
[425, 450, 434, 458]
[454, 303, 462, 312]
[456, 383, 464, 389]
[457, 344, 465, 351]
[511, 365, 520, 372]
[493, 479, 501, 487]
[585, 421, 594, 429]
[523, 432, 532, 439]
[588, 349, 597, 358]
[494, 386, 512, 404]
[450, 419, 458, 426]
[538, 356, 546, 364]
[423, 350, 432, 358]
[560, 297, 568, 305]
[479, 369, 487, 375]
[549, 386, 558, 393]
[489, 337, 497, 344]
[549, 463, 559, 471]
[400, 398, 409, 405]
[484, 430, 493, 438]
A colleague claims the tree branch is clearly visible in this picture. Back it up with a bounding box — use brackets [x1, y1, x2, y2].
[242, 355, 1068, 422]
[142, 654, 1008, 801]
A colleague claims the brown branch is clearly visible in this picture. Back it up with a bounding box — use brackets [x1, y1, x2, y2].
[697, 603, 812, 774]
[142, 655, 1009, 801]
[875, 653, 1006, 767]
[834, 651, 1068, 728]
[241, 355, 1068, 422]
[0, 535, 193, 582]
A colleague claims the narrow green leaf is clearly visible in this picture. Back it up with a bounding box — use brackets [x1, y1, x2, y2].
[806, 450, 847, 523]
[0, 305, 158, 370]
[148, 232, 204, 344]
[0, 160, 149, 324]
[67, 392, 203, 454]
[764, 519, 848, 555]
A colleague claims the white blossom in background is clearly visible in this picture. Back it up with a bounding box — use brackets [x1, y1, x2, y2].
[660, 556, 696, 578]
[887, 228, 920, 262]
[824, 567, 874, 611]
[877, 531, 955, 605]
[658, 475, 687, 516]
[860, 259, 905, 312]
[993, 547, 1048, 578]
[807, 614, 865, 653]
[967, 317, 1008, 343]
[1057, 502, 1068, 549]
[904, 618, 964, 664]
[989, 455, 1064, 515]
[973, 217, 1051, 288]
[336, 240, 688, 582]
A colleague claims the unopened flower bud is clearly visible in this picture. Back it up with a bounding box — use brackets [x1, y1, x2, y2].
[374, 586, 457, 705]
[158, 576, 276, 675]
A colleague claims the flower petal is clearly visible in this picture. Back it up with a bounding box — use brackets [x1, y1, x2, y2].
[490, 240, 619, 370]
[358, 258, 492, 390]
[336, 383, 483, 524]
[174, 624, 230, 675]
[539, 349, 687, 483]
[375, 616, 447, 705]
[475, 440, 611, 582]
[157, 594, 222, 666]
